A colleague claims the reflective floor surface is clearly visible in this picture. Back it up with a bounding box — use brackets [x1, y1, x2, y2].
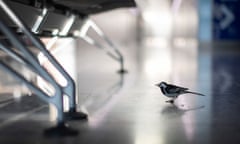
[0, 9, 240, 144]
[0, 40, 239, 144]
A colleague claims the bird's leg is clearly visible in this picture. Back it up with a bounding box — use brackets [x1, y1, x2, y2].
[169, 99, 175, 103]
[166, 96, 178, 104]
[165, 99, 175, 103]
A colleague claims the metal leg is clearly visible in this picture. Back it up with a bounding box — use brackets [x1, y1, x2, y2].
[0, 21, 79, 137]
[0, 0, 88, 136]
[89, 19, 127, 73]
[0, 22, 79, 137]
[0, 0, 87, 121]
[77, 18, 127, 74]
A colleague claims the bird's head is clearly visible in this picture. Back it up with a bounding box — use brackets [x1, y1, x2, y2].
[155, 81, 167, 88]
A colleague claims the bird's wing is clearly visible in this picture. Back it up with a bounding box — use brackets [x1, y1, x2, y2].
[170, 84, 188, 90]
[167, 84, 188, 93]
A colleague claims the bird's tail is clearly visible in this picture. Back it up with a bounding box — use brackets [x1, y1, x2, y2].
[185, 91, 205, 96]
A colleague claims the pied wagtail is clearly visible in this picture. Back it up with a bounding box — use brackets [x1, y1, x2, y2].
[155, 81, 205, 103]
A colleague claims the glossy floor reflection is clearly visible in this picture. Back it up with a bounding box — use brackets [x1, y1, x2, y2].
[0, 11, 240, 144]
[0, 39, 240, 143]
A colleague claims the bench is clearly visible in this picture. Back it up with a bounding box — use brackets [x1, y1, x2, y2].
[0, 0, 136, 136]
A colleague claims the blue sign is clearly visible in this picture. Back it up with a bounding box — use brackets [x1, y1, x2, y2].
[213, 0, 240, 40]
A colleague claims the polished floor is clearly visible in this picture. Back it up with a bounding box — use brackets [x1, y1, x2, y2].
[0, 9, 240, 144]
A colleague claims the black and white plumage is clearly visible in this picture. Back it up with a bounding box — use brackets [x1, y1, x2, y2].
[155, 81, 205, 103]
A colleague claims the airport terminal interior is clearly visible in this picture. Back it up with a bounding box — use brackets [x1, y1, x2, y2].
[0, 0, 240, 143]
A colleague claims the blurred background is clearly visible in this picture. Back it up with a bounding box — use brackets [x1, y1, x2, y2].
[0, 0, 240, 143]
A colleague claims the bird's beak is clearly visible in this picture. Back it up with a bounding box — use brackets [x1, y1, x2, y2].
[155, 84, 159, 86]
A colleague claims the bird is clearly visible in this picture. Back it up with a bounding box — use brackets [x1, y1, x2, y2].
[155, 81, 205, 103]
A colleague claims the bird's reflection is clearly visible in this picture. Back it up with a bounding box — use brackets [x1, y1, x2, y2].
[161, 104, 205, 117]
